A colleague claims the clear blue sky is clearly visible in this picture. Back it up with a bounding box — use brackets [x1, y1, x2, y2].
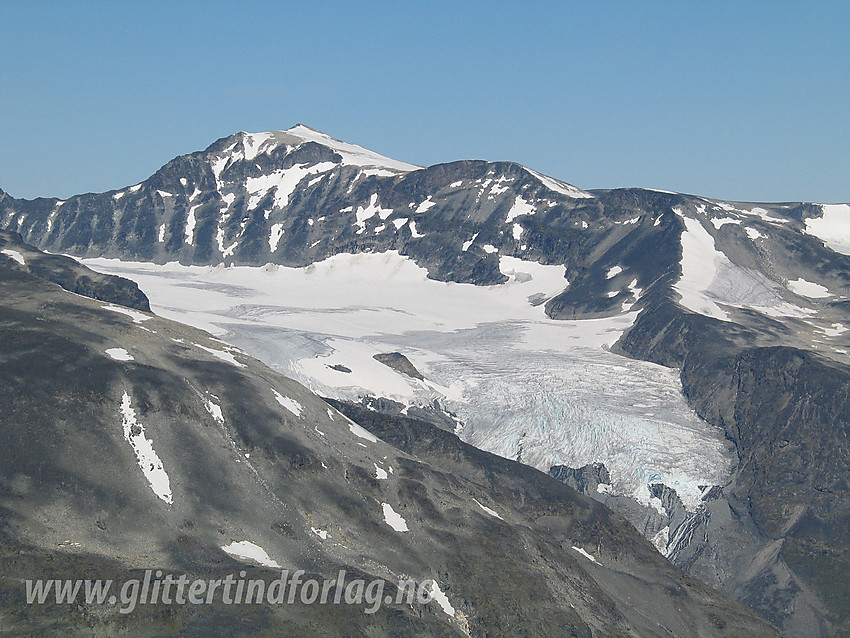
[1, 1, 848, 203]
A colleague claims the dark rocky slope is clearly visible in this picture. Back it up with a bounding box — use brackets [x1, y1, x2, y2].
[615, 293, 850, 636]
[0, 230, 149, 311]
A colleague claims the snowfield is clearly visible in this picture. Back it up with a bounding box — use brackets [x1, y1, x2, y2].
[85, 252, 734, 511]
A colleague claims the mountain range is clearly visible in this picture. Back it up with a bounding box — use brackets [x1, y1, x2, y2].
[2, 124, 849, 636]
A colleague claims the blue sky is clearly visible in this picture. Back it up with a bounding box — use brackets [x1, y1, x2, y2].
[1, 1, 848, 202]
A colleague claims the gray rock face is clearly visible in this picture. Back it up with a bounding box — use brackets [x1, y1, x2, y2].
[549, 462, 611, 494]
[618, 297, 850, 636]
[0, 230, 150, 311]
[373, 352, 424, 380]
[2, 125, 848, 635]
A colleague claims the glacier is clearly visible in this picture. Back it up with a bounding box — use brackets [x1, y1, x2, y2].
[84, 252, 734, 511]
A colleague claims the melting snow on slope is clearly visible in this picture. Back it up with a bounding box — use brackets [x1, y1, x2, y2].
[505, 195, 535, 223]
[195, 343, 245, 367]
[284, 125, 421, 173]
[205, 396, 224, 423]
[523, 167, 593, 199]
[804, 204, 850, 255]
[221, 540, 281, 568]
[355, 193, 393, 233]
[427, 580, 456, 617]
[102, 304, 151, 323]
[105, 347, 134, 361]
[571, 546, 599, 563]
[472, 498, 503, 520]
[382, 503, 409, 532]
[272, 388, 303, 417]
[1, 248, 25, 265]
[788, 278, 832, 299]
[674, 215, 731, 321]
[311, 527, 329, 540]
[246, 162, 336, 210]
[120, 392, 172, 504]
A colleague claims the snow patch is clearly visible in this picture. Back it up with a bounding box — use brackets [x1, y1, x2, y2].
[788, 278, 831, 299]
[674, 215, 731, 321]
[426, 580, 456, 617]
[355, 194, 393, 233]
[102, 304, 151, 323]
[346, 415, 378, 443]
[195, 344, 246, 367]
[505, 196, 535, 223]
[415, 197, 436, 213]
[283, 125, 421, 172]
[105, 347, 134, 362]
[204, 397, 224, 423]
[805, 204, 850, 254]
[381, 503, 408, 532]
[241, 132, 277, 160]
[221, 540, 280, 568]
[472, 498, 503, 520]
[652, 526, 670, 554]
[272, 388, 303, 417]
[185, 205, 199, 244]
[408, 220, 425, 238]
[120, 392, 172, 504]
[823, 323, 847, 337]
[571, 546, 599, 563]
[1, 249, 25, 265]
[523, 167, 593, 199]
[269, 223, 285, 252]
[710, 217, 740, 229]
[246, 162, 336, 210]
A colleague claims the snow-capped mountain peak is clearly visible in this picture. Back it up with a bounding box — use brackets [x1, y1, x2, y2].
[281, 124, 423, 173]
[217, 124, 422, 175]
